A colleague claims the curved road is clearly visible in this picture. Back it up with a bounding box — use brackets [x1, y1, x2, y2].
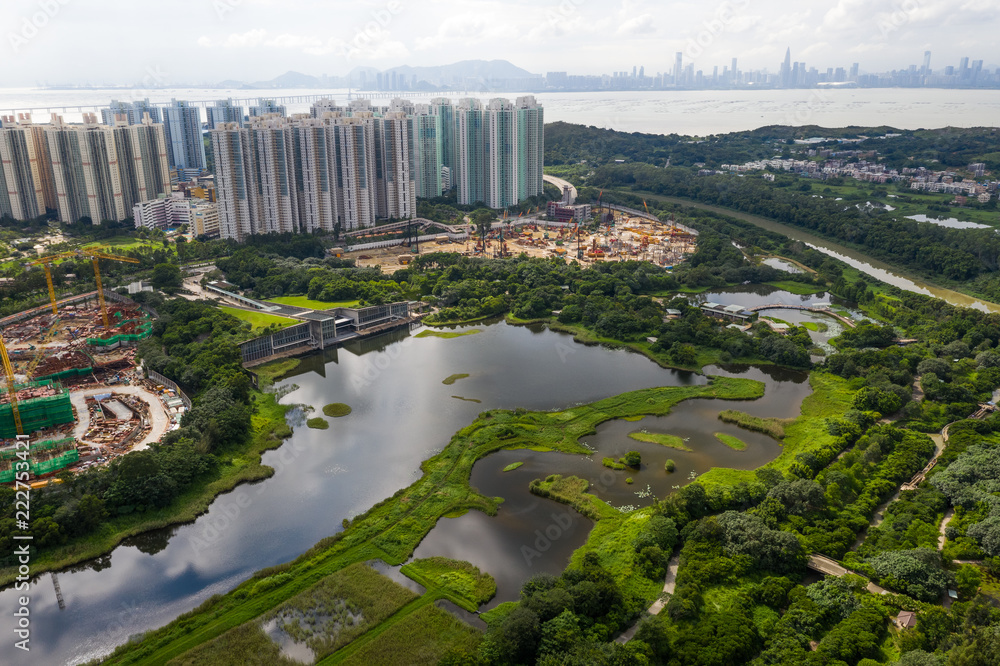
[543, 174, 577, 204]
[71, 385, 170, 451]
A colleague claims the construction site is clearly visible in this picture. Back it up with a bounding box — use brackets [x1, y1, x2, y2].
[352, 204, 698, 272]
[0, 251, 185, 486]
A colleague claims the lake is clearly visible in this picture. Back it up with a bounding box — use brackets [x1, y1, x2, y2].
[0, 314, 808, 665]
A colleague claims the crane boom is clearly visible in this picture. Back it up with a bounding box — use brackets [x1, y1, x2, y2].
[29, 249, 139, 325]
[0, 332, 23, 436]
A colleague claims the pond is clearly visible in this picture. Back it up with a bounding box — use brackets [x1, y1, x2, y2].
[0, 320, 737, 665]
[904, 214, 991, 230]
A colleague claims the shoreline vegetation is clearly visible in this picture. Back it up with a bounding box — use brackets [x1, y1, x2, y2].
[628, 430, 691, 451]
[322, 403, 353, 418]
[415, 329, 482, 339]
[0, 388, 293, 588]
[99, 376, 763, 664]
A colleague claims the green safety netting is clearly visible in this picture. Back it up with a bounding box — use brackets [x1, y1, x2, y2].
[0, 437, 78, 482]
[0, 381, 74, 439]
[86, 316, 153, 347]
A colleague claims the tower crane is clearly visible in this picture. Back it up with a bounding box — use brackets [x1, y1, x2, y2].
[0, 331, 23, 436]
[28, 249, 139, 328]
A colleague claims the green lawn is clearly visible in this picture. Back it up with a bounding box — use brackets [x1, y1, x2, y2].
[267, 296, 361, 310]
[415, 329, 482, 339]
[219, 306, 298, 331]
[628, 431, 691, 451]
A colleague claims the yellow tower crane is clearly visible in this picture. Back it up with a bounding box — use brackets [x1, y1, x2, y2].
[29, 249, 139, 328]
[0, 331, 23, 436]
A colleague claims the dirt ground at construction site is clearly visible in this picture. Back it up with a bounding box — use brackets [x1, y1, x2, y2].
[1, 295, 186, 481]
[349, 216, 697, 274]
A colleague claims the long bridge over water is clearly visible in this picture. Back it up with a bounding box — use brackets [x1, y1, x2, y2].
[2, 90, 474, 118]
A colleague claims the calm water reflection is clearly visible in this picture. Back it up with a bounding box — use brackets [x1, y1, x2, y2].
[0, 321, 715, 665]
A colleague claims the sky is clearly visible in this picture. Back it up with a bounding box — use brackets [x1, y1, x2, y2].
[2, 0, 997, 86]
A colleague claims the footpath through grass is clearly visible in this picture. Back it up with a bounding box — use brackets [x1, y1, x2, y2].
[102, 376, 763, 665]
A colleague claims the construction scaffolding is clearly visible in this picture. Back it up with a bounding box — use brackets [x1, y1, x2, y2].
[0, 381, 74, 439]
[0, 437, 78, 482]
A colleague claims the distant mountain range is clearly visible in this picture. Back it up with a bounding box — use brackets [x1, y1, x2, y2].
[211, 60, 540, 90]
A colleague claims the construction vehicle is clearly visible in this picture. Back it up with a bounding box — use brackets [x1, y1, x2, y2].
[29, 249, 140, 327]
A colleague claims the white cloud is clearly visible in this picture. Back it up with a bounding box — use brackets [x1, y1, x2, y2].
[223, 29, 267, 48]
[616, 14, 656, 36]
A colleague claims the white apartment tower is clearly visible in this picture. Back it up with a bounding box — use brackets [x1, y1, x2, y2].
[412, 105, 443, 199]
[379, 111, 416, 220]
[46, 114, 127, 223]
[455, 99, 487, 206]
[0, 116, 46, 220]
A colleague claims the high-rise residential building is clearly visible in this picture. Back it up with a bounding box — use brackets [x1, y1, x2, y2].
[18, 115, 57, 211]
[46, 114, 126, 223]
[211, 111, 405, 240]
[206, 99, 245, 129]
[333, 114, 379, 231]
[0, 116, 46, 220]
[379, 111, 416, 220]
[293, 117, 340, 234]
[485, 98, 517, 209]
[310, 99, 344, 117]
[411, 105, 443, 199]
[41, 113, 170, 224]
[162, 100, 206, 171]
[515, 96, 544, 203]
[211, 124, 253, 241]
[429, 98, 456, 189]
[455, 98, 487, 206]
[249, 99, 287, 119]
[101, 99, 163, 126]
[110, 114, 171, 214]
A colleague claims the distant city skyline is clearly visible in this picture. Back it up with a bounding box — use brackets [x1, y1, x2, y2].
[2, 0, 997, 87]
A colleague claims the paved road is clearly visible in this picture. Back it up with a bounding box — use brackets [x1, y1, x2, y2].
[616, 553, 680, 643]
[71, 385, 171, 451]
[543, 174, 577, 204]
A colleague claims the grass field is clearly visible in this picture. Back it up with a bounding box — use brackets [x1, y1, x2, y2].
[717, 410, 787, 439]
[628, 431, 691, 451]
[219, 306, 297, 331]
[766, 281, 827, 295]
[330, 604, 481, 666]
[101, 377, 764, 665]
[714, 432, 748, 450]
[416, 329, 482, 339]
[267, 296, 361, 310]
[166, 622, 300, 666]
[307, 418, 330, 430]
[400, 557, 496, 611]
[442, 373, 470, 385]
[502, 462, 523, 472]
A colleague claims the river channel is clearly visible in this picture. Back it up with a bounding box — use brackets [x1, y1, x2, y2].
[2, 304, 817, 664]
[645, 193, 1000, 314]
